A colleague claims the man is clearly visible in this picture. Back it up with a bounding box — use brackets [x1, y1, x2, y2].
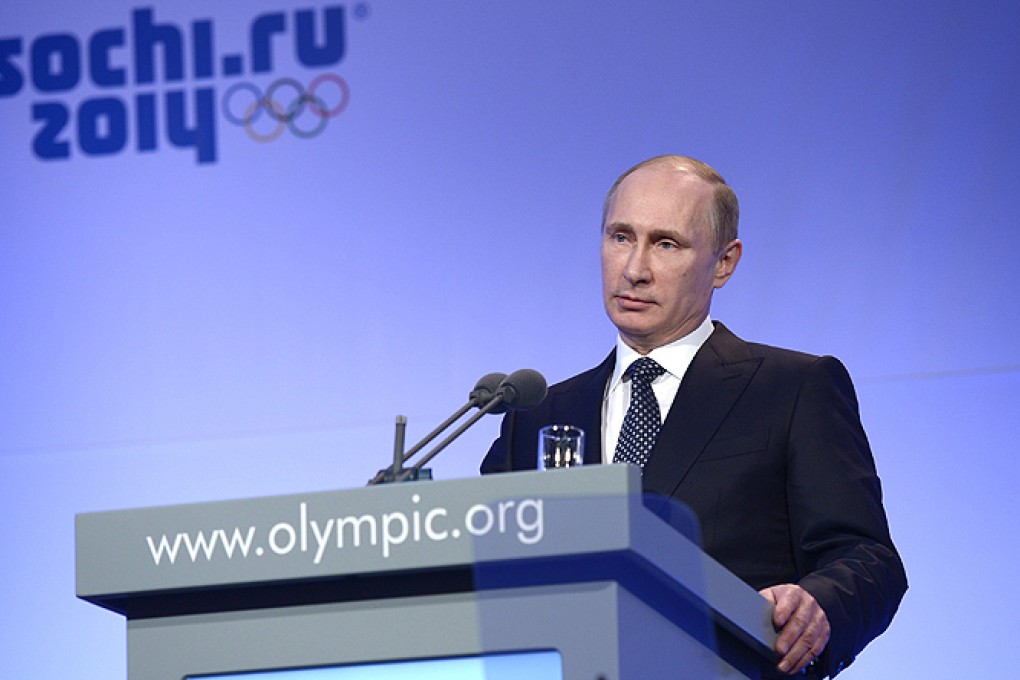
[480, 155, 906, 678]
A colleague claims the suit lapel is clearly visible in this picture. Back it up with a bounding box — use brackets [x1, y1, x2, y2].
[642, 323, 762, 497]
[551, 350, 615, 465]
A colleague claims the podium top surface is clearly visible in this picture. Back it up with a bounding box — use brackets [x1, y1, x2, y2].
[76, 465, 775, 657]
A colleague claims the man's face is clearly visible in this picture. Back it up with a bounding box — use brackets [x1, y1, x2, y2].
[601, 165, 741, 354]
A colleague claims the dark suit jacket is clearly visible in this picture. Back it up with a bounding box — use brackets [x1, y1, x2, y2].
[481, 322, 907, 678]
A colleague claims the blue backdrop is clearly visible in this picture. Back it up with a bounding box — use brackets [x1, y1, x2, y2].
[2, 1, 1018, 676]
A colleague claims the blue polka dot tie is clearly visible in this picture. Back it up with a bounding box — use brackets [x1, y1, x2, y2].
[613, 357, 667, 469]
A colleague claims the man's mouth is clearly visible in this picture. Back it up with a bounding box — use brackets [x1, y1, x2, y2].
[615, 294, 653, 310]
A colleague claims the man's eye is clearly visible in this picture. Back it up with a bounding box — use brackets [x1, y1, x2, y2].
[659, 240, 678, 249]
[613, 233, 628, 242]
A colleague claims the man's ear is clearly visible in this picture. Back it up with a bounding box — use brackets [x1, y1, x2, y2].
[713, 239, 742, 289]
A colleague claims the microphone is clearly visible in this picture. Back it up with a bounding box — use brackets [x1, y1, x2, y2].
[410, 369, 547, 472]
[495, 368, 547, 410]
[367, 371, 510, 485]
[468, 372, 509, 414]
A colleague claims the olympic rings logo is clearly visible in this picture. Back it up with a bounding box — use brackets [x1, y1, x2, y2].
[221, 73, 350, 142]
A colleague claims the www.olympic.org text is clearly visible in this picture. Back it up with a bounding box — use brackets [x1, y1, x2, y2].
[145, 494, 545, 566]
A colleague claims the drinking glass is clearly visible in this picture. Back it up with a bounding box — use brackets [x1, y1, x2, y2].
[537, 424, 585, 470]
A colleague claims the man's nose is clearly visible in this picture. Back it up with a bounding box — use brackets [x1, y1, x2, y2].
[624, 246, 652, 284]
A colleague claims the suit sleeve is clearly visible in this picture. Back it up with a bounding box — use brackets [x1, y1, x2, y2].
[481, 409, 522, 474]
[787, 356, 907, 677]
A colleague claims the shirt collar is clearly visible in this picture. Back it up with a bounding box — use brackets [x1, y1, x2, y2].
[609, 316, 715, 392]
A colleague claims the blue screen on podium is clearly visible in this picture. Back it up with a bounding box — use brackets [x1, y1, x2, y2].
[189, 651, 562, 680]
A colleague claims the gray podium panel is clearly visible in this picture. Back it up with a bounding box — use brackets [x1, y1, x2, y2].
[128, 582, 732, 680]
[77, 466, 777, 679]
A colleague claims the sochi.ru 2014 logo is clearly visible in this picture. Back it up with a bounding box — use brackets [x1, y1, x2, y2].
[0, 4, 362, 165]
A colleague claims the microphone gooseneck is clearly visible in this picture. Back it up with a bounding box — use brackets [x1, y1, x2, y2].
[368, 369, 546, 485]
[411, 369, 547, 472]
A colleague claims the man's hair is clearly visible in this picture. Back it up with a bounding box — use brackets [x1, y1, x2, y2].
[601, 154, 740, 252]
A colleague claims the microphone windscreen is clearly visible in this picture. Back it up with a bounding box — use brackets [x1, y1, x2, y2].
[470, 372, 509, 413]
[499, 369, 548, 410]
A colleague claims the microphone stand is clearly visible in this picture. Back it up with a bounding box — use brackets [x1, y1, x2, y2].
[368, 414, 436, 485]
[370, 391, 505, 484]
[411, 393, 506, 472]
[366, 369, 542, 486]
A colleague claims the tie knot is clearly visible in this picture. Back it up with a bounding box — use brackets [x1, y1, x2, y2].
[626, 357, 665, 384]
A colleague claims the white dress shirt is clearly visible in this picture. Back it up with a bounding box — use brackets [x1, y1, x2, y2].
[602, 317, 715, 463]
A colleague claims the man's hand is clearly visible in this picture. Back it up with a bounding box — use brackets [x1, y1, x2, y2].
[759, 584, 831, 675]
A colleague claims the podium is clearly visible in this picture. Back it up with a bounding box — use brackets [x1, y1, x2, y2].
[76, 465, 777, 679]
